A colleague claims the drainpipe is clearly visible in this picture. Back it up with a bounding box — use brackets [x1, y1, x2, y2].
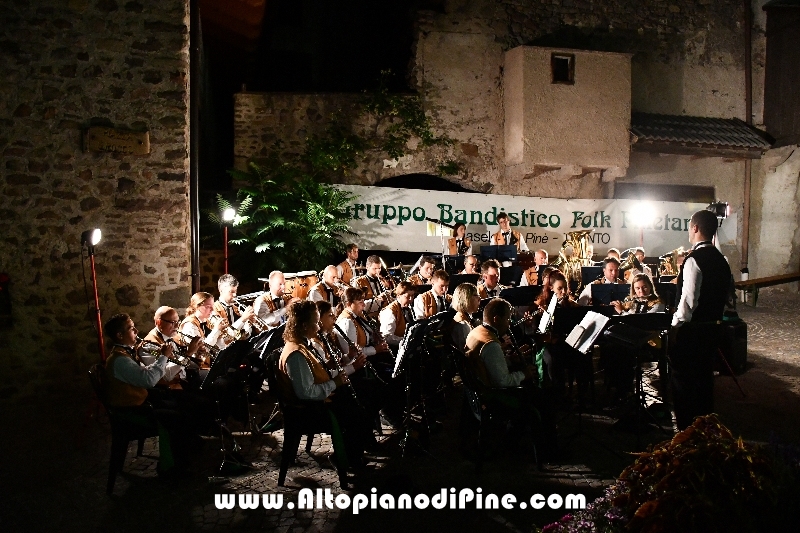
[189, 0, 201, 293]
[741, 0, 753, 287]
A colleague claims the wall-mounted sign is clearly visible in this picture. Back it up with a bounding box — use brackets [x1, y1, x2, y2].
[84, 127, 150, 155]
[336, 184, 738, 255]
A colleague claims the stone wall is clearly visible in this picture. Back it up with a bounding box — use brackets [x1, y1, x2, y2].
[232, 1, 799, 279]
[0, 0, 191, 402]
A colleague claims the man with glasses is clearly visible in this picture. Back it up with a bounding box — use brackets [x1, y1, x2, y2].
[460, 255, 480, 275]
[143, 306, 203, 387]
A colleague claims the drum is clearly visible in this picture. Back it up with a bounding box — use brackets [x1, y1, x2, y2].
[285, 270, 318, 300]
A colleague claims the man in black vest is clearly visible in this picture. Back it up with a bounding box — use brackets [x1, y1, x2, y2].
[670, 209, 732, 430]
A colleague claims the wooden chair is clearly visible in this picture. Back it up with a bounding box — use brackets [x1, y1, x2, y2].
[88, 363, 160, 495]
[263, 349, 349, 488]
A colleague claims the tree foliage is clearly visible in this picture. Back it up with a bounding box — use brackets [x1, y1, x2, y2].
[217, 71, 456, 277]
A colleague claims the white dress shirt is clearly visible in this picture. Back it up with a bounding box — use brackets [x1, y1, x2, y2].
[254, 295, 288, 327]
[672, 242, 713, 327]
[490, 231, 530, 251]
[179, 318, 224, 351]
[412, 291, 449, 320]
[335, 314, 376, 357]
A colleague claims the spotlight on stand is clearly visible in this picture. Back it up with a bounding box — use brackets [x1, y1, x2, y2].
[706, 201, 730, 227]
[222, 208, 236, 275]
[81, 228, 102, 250]
[81, 228, 105, 361]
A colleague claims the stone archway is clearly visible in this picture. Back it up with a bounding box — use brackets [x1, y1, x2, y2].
[375, 173, 478, 193]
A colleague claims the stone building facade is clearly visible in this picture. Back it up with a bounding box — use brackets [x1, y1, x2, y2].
[234, 0, 798, 280]
[0, 0, 191, 402]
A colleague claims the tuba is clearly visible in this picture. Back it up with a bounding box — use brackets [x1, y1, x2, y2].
[659, 247, 685, 276]
[619, 248, 643, 276]
[551, 229, 594, 288]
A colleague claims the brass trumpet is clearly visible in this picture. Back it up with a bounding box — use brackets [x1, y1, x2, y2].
[207, 313, 245, 345]
[136, 336, 191, 367]
[233, 300, 270, 334]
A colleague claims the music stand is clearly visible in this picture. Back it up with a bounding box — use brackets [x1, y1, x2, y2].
[655, 283, 677, 312]
[499, 286, 542, 307]
[479, 245, 517, 263]
[448, 274, 480, 293]
[393, 309, 454, 457]
[201, 340, 258, 476]
[442, 255, 463, 275]
[581, 266, 604, 285]
[500, 265, 523, 287]
[603, 315, 672, 446]
[590, 284, 631, 305]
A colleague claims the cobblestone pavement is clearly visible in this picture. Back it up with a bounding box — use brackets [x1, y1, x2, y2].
[2, 289, 799, 532]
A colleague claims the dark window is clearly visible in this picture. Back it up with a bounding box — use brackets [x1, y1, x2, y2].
[763, 2, 800, 146]
[551, 53, 575, 85]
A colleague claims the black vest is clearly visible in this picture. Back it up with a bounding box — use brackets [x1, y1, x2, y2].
[675, 245, 731, 323]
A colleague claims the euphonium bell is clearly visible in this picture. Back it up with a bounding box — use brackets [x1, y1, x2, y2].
[618, 248, 642, 273]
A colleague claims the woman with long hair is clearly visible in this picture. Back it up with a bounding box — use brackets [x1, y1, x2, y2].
[447, 223, 472, 256]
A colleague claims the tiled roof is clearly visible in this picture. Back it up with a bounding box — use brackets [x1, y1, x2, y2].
[630, 113, 772, 151]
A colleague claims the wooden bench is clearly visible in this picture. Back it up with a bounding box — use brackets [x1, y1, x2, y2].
[735, 272, 800, 307]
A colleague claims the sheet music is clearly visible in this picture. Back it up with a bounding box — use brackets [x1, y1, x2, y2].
[538, 294, 558, 334]
[567, 311, 610, 354]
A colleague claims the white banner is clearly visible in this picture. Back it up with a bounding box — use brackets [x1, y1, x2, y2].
[337, 185, 737, 256]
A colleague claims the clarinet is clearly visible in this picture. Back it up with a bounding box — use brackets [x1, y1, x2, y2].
[333, 322, 386, 385]
[317, 332, 364, 409]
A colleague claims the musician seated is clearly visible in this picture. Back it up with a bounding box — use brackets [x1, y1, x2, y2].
[612, 273, 665, 315]
[103, 313, 202, 474]
[623, 247, 653, 283]
[520, 249, 549, 287]
[606, 248, 621, 261]
[179, 293, 248, 421]
[351, 255, 393, 316]
[336, 288, 390, 357]
[254, 270, 300, 328]
[670, 252, 686, 284]
[180, 292, 227, 355]
[466, 299, 558, 456]
[459, 255, 480, 275]
[490, 211, 530, 252]
[465, 299, 537, 388]
[450, 283, 480, 351]
[308, 265, 345, 311]
[277, 301, 374, 467]
[413, 269, 451, 320]
[337, 243, 359, 286]
[144, 306, 203, 388]
[213, 274, 254, 339]
[576, 257, 623, 306]
[313, 301, 366, 378]
[535, 272, 589, 402]
[407, 256, 436, 285]
[378, 281, 416, 351]
[447, 223, 473, 256]
[477, 259, 506, 299]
